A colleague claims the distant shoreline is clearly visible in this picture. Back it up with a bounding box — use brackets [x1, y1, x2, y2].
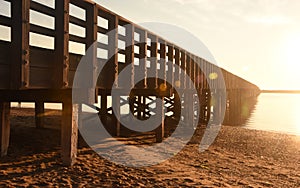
[261, 90, 300, 94]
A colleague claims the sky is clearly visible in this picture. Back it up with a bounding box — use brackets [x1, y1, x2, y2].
[93, 0, 300, 90]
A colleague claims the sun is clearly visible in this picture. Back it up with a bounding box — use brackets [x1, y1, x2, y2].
[284, 35, 300, 68]
[280, 33, 300, 89]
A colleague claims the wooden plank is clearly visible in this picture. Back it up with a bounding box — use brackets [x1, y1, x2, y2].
[0, 15, 11, 27]
[61, 102, 78, 166]
[69, 34, 86, 44]
[35, 101, 44, 128]
[30, 1, 55, 17]
[54, 0, 70, 88]
[70, 15, 86, 28]
[30, 24, 56, 37]
[0, 41, 11, 65]
[0, 65, 10, 89]
[97, 26, 108, 34]
[30, 47, 55, 68]
[0, 102, 10, 157]
[11, 0, 30, 89]
[29, 66, 53, 88]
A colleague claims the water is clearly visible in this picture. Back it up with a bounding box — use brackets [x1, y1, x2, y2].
[244, 93, 300, 136]
[11, 93, 300, 136]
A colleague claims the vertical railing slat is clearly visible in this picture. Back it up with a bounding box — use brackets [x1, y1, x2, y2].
[54, 0, 70, 88]
[167, 44, 174, 89]
[125, 23, 134, 89]
[139, 30, 147, 88]
[11, 0, 30, 89]
[149, 34, 158, 89]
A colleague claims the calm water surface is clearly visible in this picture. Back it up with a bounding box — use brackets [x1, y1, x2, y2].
[244, 93, 300, 136]
[11, 93, 300, 136]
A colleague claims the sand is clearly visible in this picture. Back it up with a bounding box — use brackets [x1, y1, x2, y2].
[0, 108, 299, 187]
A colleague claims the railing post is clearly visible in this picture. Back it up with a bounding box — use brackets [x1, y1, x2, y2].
[124, 23, 134, 89]
[85, 2, 98, 104]
[180, 50, 186, 89]
[167, 44, 174, 89]
[107, 15, 118, 89]
[158, 40, 166, 90]
[11, 0, 30, 89]
[174, 48, 180, 88]
[148, 35, 158, 89]
[54, 0, 70, 88]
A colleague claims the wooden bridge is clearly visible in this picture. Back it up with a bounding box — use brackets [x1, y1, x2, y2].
[0, 0, 260, 166]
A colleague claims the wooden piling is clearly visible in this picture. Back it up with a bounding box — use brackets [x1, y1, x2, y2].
[35, 101, 44, 128]
[61, 102, 78, 166]
[0, 102, 10, 157]
[155, 97, 165, 143]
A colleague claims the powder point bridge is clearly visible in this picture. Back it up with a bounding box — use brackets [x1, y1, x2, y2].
[0, 0, 260, 166]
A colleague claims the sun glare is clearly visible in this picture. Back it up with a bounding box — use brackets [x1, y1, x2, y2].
[284, 35, 300, 68]
[280, 34, 300, 89]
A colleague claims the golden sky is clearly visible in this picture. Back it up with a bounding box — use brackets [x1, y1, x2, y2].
[94, 0, 300, 90]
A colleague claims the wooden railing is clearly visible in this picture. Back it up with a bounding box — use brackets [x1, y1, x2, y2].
[0, 0, 260, 96]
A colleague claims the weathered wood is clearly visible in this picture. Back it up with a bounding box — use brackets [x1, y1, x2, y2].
[30, 1, 55, 17]
[112, 94, 120, 136]
[180, 50, 186, 89]
[158, 40, 166, 88]
[174, 48, 180, 88]
[167, 44, 174, 87]
[148, 34, 158, 89]
[0, 102, 10, 157]
[104, 14, 118, 89]
[124, 24, 134, 89]
[61, 102, 78, 166]
[138, 30, 147, 88]
[54, 0, 70, 88]
[155, 97, 165, 143]
[186, 53, 191, 89]
[0, 15, 11, 27]
[85, 2, 98, 103]
[11, 0, 30, 89]
[35, 101, 44, 128]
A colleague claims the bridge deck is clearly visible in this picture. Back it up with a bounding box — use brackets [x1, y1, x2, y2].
[0, 0, 260, 166]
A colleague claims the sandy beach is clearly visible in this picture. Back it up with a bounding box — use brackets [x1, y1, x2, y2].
[0, 108, 299, 187]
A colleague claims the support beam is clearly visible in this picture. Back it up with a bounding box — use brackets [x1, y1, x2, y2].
[112, 94, 120, 136]
[155, 97, 164, 143]
[35, 101, 44, 128]
[61, 102, 78, 166]
[0, 102, 10, 157]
